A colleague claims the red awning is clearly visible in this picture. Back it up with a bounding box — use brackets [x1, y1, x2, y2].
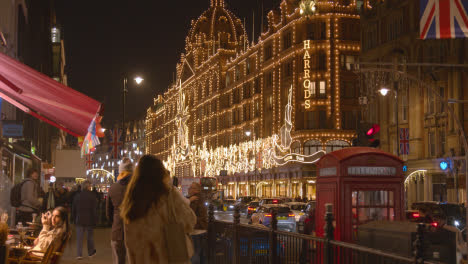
[0, 52, 101, 137]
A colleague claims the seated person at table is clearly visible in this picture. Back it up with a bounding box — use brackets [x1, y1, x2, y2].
[31, 206, 69, 256]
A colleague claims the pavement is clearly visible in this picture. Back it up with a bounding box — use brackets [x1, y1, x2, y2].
[59, 227, 112, 264]
[58, 212, 248, 264]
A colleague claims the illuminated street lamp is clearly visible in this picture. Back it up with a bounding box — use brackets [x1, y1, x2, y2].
[245, 131, 251, 137]
[378, 87, 390, 96]
[123, 75, 144, 149]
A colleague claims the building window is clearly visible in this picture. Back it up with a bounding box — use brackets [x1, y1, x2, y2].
[304, 140, 321, 155]
[283, 31, 292, 50]
[401, 89, 408, 122]
[319, 81, 326, 97]
[267, 95, 273, 110]
[342, 81, 356, 98]
[427, 87, 435, 114]
[318, 52, 326, 70]
[226, 74, 231, 87]
[320, 22, 326, 39]
[319, 111, 327, 128]
[291, 141, 301, 154]
[310, 82, 316, 97]
[246, 59, 251, 75]
[254, 79, 261, 94]
[284, 61, 293, 78]
[326, 140, 350, 153]
[306, 22, 316, 40]
[244, 83, 251, 99]
[428, 131, 436, 157]
[340, 55, 357, 70]
[438, 87, 445, 113]
[264, 44, 273, 61]
[266, 72, 273, 87]
[342, 111, 357, 130]
[235, 65, 241, 81]
[305, 111, 318, 129]
[254, 100, 260, 117]
[439, 130, 446, 156]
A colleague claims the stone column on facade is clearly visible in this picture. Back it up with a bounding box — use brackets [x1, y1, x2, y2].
[408, 178, 416, 208]
[423, 172, 430, 202]
[300, 182, 303, 198]
[287, 178, 291, 197]
[272, 180, 276, 197]
[408, 80, 424, 160]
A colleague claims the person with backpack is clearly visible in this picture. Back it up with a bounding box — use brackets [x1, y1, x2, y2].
[11, 168, 43, 225]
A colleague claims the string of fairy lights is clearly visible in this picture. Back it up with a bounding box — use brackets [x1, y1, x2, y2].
[146, 0, 362, 176]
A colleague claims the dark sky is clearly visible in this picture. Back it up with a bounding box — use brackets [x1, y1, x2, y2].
[56, 0, 282, 124]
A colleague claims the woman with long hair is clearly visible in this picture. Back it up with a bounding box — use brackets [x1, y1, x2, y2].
[121, 155, 196, 264]
[30, 206, 69, 257]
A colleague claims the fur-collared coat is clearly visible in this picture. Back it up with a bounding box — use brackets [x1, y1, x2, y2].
[124, 186, 196, 264]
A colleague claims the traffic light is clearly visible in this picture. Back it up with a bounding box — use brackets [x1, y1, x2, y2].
[353, 123, 380, 148]
[367, 124, 381, 148]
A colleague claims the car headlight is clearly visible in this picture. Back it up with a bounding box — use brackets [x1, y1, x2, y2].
[229, 205, 234, 208]
[454, 220, 460, 227]
[205, 202, 209, 206]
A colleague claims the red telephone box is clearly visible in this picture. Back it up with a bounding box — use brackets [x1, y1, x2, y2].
[315, 147, 404, 242]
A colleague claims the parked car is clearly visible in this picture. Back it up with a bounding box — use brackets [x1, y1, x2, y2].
[252, 204, 296, 232]
[246, 201, 260, 218]
[285, 202, 307, 222]
[235, 196, 258, 212]
[298, 201, 316, 232]
[223, 199, 237, 211]
[258, 198, 284, 206]
[409, 202, 466, 231]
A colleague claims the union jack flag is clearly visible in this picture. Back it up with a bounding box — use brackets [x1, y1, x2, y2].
[399, 128, 410, 155]
[420, 0, 468, 39]
[109, 129, 123, 159]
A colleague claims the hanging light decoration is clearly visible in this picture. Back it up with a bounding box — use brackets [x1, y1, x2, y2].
[300, 0, 317, 16]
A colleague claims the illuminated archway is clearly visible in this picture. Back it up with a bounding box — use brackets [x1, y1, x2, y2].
[86, 168, 115, 184]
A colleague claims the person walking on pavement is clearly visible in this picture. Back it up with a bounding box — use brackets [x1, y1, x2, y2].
[106, 157, 133, 264]
[120, 155, 196, 264]
[188, 182, 208, 264]
[72, 180, 97, 260]
[16, 168, 43, 225]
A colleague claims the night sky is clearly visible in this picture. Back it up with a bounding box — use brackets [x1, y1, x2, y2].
[56, 0, 283, 124]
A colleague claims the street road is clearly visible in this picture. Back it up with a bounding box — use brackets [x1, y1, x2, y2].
[214, 210, 251, 224]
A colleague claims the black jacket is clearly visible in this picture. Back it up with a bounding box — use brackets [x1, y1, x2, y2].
[72, 190, 97, 227]
[106, 175, 131, 241]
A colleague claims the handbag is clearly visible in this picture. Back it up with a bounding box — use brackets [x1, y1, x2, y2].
[164, 187, 193, 262]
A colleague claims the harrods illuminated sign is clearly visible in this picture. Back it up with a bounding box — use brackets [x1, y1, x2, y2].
[303, 40, 312, 109]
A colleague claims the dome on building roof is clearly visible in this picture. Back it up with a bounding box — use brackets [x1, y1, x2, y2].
[186, 0, 247, 54]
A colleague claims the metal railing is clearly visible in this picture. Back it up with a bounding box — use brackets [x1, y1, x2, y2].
[206, 204, 439, 264]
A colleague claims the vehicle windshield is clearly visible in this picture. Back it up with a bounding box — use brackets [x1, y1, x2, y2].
[290, 204, 306, 210]
[270, 207, 291, 213]
[442, 204, 465, 219]
[249, 202, 259, 207]
[264, 199, 282, 204]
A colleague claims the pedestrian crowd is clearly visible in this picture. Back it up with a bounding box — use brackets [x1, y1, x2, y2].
[6, 154, 209, 264]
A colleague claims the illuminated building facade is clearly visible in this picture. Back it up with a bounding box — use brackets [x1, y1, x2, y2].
[360, 0, 468, 207]
[146, 0, 365, 199]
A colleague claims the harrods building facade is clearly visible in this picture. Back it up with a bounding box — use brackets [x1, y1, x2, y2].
[146, 0, 365, 199]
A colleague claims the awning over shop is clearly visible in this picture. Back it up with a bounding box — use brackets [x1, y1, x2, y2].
[0, 52, 101, 137]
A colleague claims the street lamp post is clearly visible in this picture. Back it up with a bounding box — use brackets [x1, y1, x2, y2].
[122, 76, 143, 153]
[378, 82, 400, 157]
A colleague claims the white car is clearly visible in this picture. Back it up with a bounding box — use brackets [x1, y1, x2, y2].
[285, 202, 307, 222]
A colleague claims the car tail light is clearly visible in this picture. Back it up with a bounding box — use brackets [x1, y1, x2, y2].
[273, 200, 278, 204]
[289, 214, 295, 217]
[411, 212, 420, 218]
[431, 222, 438, 228]
[248, 207, 254, 211]
[265, 214, 272, 217]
